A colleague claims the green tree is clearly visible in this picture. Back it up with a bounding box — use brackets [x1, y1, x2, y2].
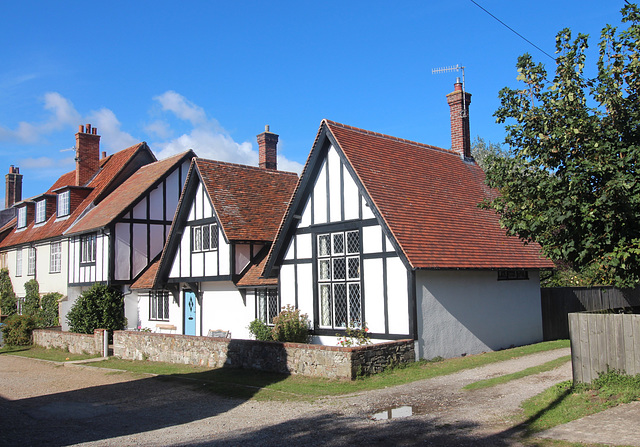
[0, 268, 16, 317]
[66, 284, 126, 339]
[22, 279, 40, 317]
[471, 136, 508, 170]
[40, 292, 62, 327]
[484, 4, 640, 287]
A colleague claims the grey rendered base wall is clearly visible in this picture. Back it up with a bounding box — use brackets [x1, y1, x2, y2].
[416, 270, 544, 359]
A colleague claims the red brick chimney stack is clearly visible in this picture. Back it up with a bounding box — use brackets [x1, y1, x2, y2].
[5, 165, 22, 209]
[75, 124, 101, 186]
[446, 78, 472, 159]
[257, 125, 278, 170]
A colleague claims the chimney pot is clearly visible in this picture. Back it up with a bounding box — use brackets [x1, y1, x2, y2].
[79, 125, 84, 133]
[446, 81, 472, 159]
[102, 151, 107, 159]
[257, 126, 278, 170]
[75, 124, 101, 185]
[5, 165, 23, 208]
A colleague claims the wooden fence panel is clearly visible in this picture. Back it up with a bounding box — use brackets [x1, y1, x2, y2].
[569, 313, 640, 383]
[542, 287, 640, 340]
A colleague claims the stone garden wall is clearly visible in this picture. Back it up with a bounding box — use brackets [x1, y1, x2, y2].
[33, 327, 107, 355]
[113, 331, 415, 380]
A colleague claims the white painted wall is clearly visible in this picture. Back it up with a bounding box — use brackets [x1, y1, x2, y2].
[416, 270, 543, 360]
[5, 240, 70, 300]
[136, 289, 182, 333]
[200, 281, 255, 339]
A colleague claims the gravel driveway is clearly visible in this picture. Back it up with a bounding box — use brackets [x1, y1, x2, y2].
[0, 348, 571, 446]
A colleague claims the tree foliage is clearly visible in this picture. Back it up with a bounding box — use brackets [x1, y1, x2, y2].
[0, 268, 16, 317]
[484, 4, 640, 287]
[40, 292, 62, 327]
[471, 136, 508, 170]
[66, 284, 126, 337]
[23, 279, 40, 317]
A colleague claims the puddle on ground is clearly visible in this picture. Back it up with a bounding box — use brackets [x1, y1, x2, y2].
[371, 405, 414, 420]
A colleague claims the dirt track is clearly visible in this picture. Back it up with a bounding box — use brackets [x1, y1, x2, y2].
[0, 349, 571, 446]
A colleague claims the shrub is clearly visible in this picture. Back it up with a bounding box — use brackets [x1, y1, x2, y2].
[66, 284, 126, 340]
[40, 292, 62, 327]
[271, 305, 310, 343]
[23, 279, 40, 317]
[248, 319, 273, 341]
[0, 268, 16, 317]
[337, 321, 371, 347]
[1, 314, 40, 346]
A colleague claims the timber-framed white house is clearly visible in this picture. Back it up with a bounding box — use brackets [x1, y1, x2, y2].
[0, 124, 194, 329]
[132, 127, 298, 338]
[264, 82, 554, 359]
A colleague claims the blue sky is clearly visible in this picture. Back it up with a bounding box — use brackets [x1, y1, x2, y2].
[0, 0, 627, 200]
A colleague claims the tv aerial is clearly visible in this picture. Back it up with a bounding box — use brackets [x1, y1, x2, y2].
[432, 64, 468, 117]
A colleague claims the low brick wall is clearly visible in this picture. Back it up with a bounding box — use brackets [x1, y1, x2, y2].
[33, 327, 107, 356]
[113, 331, 415, 380]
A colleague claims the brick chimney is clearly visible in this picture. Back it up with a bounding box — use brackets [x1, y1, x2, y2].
[5, 165, 22, 209]
[446, 78, 472, 159]
[257, 125, 278, 170]
[75, 124, 101, 186]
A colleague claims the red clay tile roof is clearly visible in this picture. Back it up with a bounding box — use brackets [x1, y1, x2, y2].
[323, 120, 553, 269]
[195, 159, 298, 242]
[67, 150, 194, 235]
[236, 248, 278, 288]
[130, 257, 161, 290]
[0, 143, 150, 249]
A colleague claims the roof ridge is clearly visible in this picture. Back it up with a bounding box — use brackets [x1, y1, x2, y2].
[323, 119, 461, 157]
[195, 158, 298, 176]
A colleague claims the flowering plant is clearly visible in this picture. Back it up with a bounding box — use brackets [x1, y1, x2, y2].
[337, 321, 371, 347]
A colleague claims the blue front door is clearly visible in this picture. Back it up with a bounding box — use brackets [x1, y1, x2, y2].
[184, 291, 196, 336]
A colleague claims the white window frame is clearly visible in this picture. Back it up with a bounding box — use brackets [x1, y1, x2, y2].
[80, 234, 96, 264]
[149, 290, 170, 321]
[27, 247, 36, 276]
[192, 223, 218, 253]
[257, 288, 279, 325]
[317, 230, 362, 330]
[17, 206, 27, 228]
[50, 241, 62, 273]
[57, 191, 70, 217]
[35, 200, 46, 224]
[15, 249, 22, 277]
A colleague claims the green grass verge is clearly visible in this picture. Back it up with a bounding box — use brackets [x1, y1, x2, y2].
[520, 370, 640, 435]
[463, 355, 571, 391]
[0, 345, 100, 362]
[1, 340, 570, 401]
[89, 339, 570, 400]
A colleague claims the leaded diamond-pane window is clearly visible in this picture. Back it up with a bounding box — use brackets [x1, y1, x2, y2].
[317, 230, 362, 329]
[257, 288, 279, 325]
[192, 223, 218, 253]
[149, 290, 170, 321]
[318, 235, 331, 257]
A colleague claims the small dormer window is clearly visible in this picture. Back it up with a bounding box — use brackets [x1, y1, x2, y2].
[35, 200, 46, 224]
[57, 191, 70, 217]
[17, 207, 27, 228]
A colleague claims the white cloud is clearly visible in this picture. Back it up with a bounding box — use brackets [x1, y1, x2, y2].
[153, 91, 208, 127]
[86, 108, 138, 152]
[152, 91, 304, 174]
[42, 92, 81, 130]
[144, 120, 173, 139]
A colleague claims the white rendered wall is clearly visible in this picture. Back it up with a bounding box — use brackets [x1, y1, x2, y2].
[136, 290, 182, 333]
[416, 270, 543, 360]
[200, 281, 254, 339]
